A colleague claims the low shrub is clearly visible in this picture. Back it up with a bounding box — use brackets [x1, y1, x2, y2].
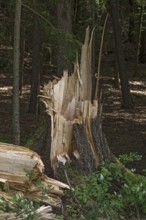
[65, 153, 146, 220]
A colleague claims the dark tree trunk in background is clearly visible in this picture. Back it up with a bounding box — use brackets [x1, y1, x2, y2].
[19, 24, 25, 95]
[134, 5, 144, 76]
[114, 51, 120, 88]
[56, 0, 72, 77]
[89, 0, 96, 99]
[32, 107, 53, 177]
[28, 0, 42, 115]
[139, 9, 146, 64]
[85, 0, 96, 75]
[128, 0, 135, 43]
[140, 29, 146, 63]
[107, 0, 132, 109]
[13, 0, 21, 144]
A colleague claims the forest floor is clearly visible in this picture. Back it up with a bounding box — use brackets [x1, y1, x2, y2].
[0, 59, 146, 174]
[102, 75, 146, 173]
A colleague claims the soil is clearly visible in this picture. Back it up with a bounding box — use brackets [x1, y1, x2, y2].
[102, 76, 146, 173]
[0, 59, 146, 174]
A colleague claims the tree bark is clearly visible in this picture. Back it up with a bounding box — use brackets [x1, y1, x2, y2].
[134, 5, 144, 76]
[139, 7, 146, 64]
[128, 0, 135, 43]
[107, 0, 132, 109]
[19, 24, 25, 95]
[28, 0, 42, 115]
[12, 0, 21, 144]
[56, 0, 72, 76]
[32, 107, 53, 177]
[139, 29, 146, 63]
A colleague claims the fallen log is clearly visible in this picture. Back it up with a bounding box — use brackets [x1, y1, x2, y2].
[0, 142, 69, 219]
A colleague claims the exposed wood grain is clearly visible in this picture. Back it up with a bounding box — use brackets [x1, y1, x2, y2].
[0, 142, 69, 218]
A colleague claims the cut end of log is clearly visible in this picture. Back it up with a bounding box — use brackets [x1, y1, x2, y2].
[0, 142, 69, 218]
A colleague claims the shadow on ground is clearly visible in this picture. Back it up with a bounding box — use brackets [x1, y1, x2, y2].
[102, 77, 146, 173]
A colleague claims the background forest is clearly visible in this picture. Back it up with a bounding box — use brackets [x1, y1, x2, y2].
[1, 0, 146, 219]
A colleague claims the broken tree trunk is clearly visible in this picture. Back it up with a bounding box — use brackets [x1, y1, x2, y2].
[33, 27, 112, 175]
[0, 142, 69, 219]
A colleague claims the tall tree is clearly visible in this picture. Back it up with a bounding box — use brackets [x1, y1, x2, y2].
[28, 0, 42, 115]
[139, 29, 146, 63]
[107, 0, 132, 108]
[134, 1, 144, 75]
[139, 4, 146, 64]
[12, 0, 21, 144]
[56, 0, 72, 76]
[19, 11, 25, 95]
[128, 0, 135, 43]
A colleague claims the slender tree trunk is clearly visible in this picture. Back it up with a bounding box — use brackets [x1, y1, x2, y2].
[28, 0, 42, 115]
[56, 0, 72, 76]
[95, 13, 109, 99]
[107, 0, 132, 109]
[134, 5, 144, 76]
[139, 29, 146, 63]
[114, 51, 120, 88]
[139, 7, 146, 64]
[19, 25, 25, 95]
[128, 0, 135, 43]
[91, 1, 96, 100]
[12, 0, 21, 144]
[32, 108, 53, 177]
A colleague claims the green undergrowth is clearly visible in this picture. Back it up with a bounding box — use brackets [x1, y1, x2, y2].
[63, 152, 146, 220]
[0, 149, 146, 220]
[0, 194, 41, 220]
[0, 135, 12, 144]
[0, 169, 61, 220]
[24, 137, 34, 148]
[0, 136, 35, 147]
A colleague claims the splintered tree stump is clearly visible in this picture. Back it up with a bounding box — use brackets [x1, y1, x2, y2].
[33, 27, 112, 175]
